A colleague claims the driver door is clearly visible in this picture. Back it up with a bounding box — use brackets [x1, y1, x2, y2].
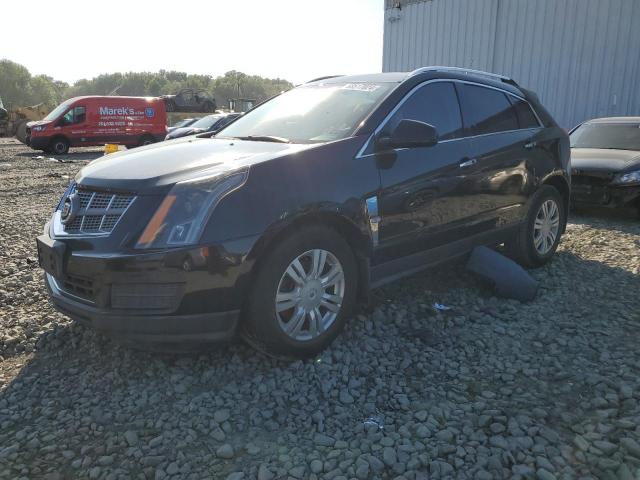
[375, 81, 474, 262]
[59, 106, 87, 145]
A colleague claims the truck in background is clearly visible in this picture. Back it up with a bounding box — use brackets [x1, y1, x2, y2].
[27, 96, 167, 154]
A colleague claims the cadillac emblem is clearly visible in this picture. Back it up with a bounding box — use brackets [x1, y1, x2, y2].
[61, 193, 79, 225]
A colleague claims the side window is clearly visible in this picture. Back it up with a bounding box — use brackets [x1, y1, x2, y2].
[384, 82, 463, 141]
[61, 106, 86, 125]
[509, 97, 540, 129]
[456, 84, 519, 136]
[62, 110, 74, 125]
[73, 106, 86, 124]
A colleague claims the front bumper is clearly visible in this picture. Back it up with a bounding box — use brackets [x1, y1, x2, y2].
[46, 273, 239, 342]
[571, 175, 640, 208]
[38, 230, 259, 343]
[29, 136, 50, 150]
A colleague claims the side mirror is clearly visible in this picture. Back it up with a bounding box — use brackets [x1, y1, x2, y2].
[376, 119, 439, 150]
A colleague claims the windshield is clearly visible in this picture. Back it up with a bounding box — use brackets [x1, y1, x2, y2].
[43, 100, 73, 121]
[173, 118, 195, 128]
[191, 115, 223, 129]
[570, 122, 640, 150]
[217, 82, 395, 143]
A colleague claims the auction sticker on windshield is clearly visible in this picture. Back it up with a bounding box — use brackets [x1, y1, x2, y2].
[341, 83, 381, 92]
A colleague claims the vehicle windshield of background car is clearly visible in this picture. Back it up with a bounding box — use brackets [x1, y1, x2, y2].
[216, 82, 396, 143]
[43, 101, 72, 121]
[570, 123, 640, 150]
[190, 115, 224, 129]
[173, 118, 195, 128]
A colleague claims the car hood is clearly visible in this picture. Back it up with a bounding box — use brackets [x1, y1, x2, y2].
[571, 148, 640, 173]
[76, 137, 320, 193]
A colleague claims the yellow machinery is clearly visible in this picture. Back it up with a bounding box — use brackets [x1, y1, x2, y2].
[0, 101, 49, 143]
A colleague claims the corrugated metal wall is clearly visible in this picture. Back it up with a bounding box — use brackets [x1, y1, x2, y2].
[382, 0, 640, 128]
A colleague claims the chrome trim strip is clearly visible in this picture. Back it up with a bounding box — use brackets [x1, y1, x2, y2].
[47, 273, 96, 305]
[365, 196, 380, 247]
[355, 78, 542, 159]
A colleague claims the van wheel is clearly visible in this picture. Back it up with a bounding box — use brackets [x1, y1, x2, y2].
[50, 137, 69, 155]
[138, 135, 156, 147]
[505, 185, 565, 268]
[242, 225, 357, 358]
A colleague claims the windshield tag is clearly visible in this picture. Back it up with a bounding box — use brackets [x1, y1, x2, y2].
[341, 83, 380, 92]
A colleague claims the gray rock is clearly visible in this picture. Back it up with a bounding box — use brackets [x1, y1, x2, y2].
[310, 459, 323, 474]
[314, 433, 335, 447]
[593, 440, 617, 455]
[536, 468, 557, 480]
[214, 410, 231, 423]
[124, 430, 139, 446]
[436, 429, 454, 443]
[258, 464, 275, 480]
[355, 463, 370, 479]
[383, 447, 397, 466]
[166, 462, 179, 475]
[216, 444, 235, 459]
[620, 437, 640, 457]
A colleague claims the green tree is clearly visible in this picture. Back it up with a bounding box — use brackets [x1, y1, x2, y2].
[0, 59, 294, 112]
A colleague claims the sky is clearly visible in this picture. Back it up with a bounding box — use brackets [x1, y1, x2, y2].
[4, 0, 384, 85]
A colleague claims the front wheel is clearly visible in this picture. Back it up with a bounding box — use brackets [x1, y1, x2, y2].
[242, 225, 357, 357]
[505, 185, 565, 268]
[49, 137, 69, 155]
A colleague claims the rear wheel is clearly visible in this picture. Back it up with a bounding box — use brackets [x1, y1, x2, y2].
[201, 100, 215, 112]
[505, 185, 564, 267]
[242, 225, 357, 357]
[49, 137, 69, 155]
[138, 134, 156, 147]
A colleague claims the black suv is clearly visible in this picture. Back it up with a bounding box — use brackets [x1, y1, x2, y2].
[37, 67, 570, 356]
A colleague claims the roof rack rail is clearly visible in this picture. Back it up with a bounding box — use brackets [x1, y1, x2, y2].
[306, 75, 344, 83]
[409, 66, 518, 86]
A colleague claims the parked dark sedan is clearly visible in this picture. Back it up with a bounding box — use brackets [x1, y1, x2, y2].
[167, 117, 199, 133]
[37, 67, 570, 356]
[570, 117, 640, 215]
[165, 113, 241, 140]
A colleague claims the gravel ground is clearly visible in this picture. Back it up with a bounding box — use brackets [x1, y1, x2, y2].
[1, 139, 639, 480]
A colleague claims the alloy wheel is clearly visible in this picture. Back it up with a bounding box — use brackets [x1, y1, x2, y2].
[533, 199, 560, 255]
[275, 249, 345, 341]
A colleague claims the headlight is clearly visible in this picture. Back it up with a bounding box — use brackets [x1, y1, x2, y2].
[612, 170, 640, 185]
[32, 125, 47, 132]
[135, 168, 248, 249]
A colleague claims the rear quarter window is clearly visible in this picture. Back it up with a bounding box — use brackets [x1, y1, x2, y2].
[510, 97, 540, 129]
[456, 84, 519, 136]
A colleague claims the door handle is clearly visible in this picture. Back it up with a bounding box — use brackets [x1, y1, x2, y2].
[524, 141, 537, 150]
[459, 158, 477, 168]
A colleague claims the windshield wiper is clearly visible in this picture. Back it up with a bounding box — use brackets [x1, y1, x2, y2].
[234, 135, 291, 144]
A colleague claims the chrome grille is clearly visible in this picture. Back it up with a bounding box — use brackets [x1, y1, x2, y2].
[61, 186, 135, 235]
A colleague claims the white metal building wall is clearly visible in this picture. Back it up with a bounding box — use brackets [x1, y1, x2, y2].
[382, 0, 640, 128]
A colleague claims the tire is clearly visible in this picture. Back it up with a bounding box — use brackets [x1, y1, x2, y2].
[138, 135, 156, 147]
[505, 185, 565, 268]
[201, 100, 214, 112]
[49, 137, 70, 155]
[242, 225, 357, 358]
